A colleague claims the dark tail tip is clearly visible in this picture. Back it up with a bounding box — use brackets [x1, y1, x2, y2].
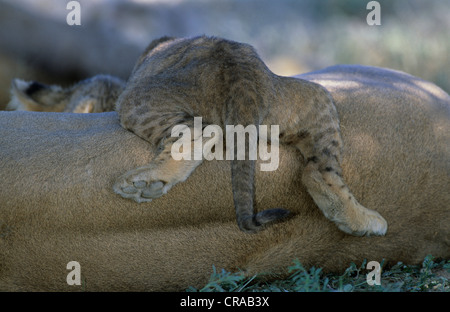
[237, 208, 291, 233]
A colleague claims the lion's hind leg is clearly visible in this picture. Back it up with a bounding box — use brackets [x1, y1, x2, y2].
[301, 155, 388, 236]
[286, 124, 387, 236]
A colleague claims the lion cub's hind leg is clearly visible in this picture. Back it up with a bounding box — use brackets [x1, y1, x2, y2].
[293, 126, 387, 236]
[281, 82, 387, 236]
[301, 153, 388, 236]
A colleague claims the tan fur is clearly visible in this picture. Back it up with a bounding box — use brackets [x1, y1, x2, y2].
[6, 75, 125, 113]
[113, 36, 387, 235]
[0, 65, 448, 291]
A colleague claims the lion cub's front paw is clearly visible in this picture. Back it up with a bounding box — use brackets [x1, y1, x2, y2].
[113, 167, 172, 203]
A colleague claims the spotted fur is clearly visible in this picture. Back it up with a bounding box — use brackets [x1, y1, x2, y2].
[113, 36, 387, 235]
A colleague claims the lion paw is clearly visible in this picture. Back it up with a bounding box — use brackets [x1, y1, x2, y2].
[113, 168, 171, 203]
[337, 207, 388, 237]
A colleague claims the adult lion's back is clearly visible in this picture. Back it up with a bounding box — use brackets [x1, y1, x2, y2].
[0, 65, 448, 291]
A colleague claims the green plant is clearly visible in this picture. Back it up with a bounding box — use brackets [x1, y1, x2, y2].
[187, 255, 449, 292]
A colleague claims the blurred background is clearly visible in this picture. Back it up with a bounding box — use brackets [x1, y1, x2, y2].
[0, 0, 449, 110]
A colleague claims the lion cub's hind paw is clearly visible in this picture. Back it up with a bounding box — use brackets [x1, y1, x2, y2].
[113, 177, 166, 203]
[361, 210, 388, 237]
[338, 208, 388, 237]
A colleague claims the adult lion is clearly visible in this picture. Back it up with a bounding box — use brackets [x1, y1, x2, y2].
[0, 65, 448, 291]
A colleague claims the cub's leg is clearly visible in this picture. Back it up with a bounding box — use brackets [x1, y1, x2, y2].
[288, 124, 387, 236]
[302, 151, 387, 236]
[113, 137, 202, 203]
[278, 80, 388, 236]
[113, 118, 207, 203]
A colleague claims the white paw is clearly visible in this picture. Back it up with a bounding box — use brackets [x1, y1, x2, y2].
[113, 170, 169, 203]
[337, 208, 388, 237]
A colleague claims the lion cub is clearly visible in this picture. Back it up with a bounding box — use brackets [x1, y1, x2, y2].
[113, 36, 387, 235]
[7, 75, 125, 113]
